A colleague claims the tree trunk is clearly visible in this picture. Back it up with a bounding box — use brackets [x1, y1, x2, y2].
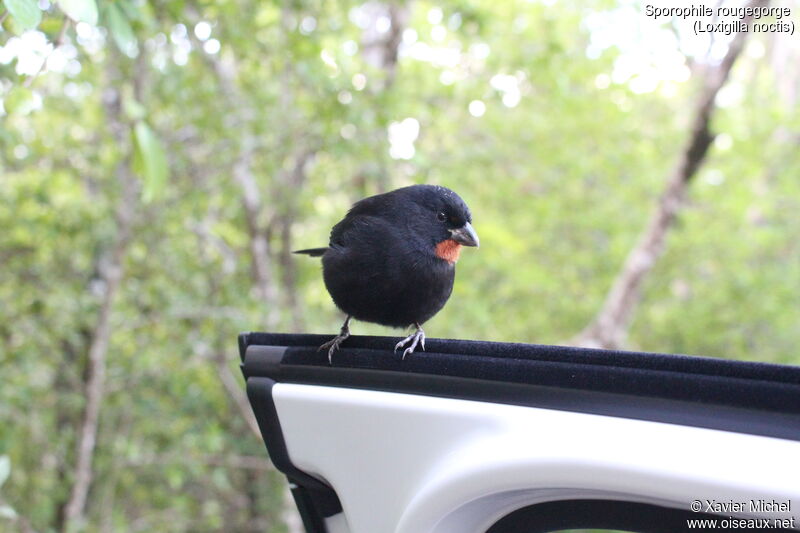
[358, 1, 410, 193]
[62, 50, 143, 530]
[62, 140, 137, 532]
[193, 35, 282, 329]
[574, 0, 767, 349]
[278, 149, 315, 332]
[52, 332, 90, 530]
[232, 135, 281, 328]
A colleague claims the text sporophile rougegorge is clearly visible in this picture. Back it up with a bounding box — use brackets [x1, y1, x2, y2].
[644, 5, 795, 35]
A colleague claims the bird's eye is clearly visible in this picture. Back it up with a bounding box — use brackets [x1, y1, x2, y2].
[437, 212, 447, 222]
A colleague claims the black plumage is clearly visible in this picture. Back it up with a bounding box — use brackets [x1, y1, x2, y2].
[295, 184, 479, 361]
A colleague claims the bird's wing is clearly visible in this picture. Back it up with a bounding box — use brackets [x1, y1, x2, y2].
[328, 212, 393, 250]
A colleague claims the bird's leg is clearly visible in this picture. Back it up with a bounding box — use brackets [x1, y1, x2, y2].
[395, 322, 425, 360]
[319, 316, 351, 364]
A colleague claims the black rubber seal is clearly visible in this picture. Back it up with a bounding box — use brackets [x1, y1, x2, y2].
[241, 334, 800, 442]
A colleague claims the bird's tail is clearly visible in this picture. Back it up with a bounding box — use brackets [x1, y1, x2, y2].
[293, 247, 328, 257]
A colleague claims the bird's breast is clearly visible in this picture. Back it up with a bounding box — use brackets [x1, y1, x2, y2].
[435, 239, 462, 264]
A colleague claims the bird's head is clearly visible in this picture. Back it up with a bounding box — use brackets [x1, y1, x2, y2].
[401, 185, 479, 264]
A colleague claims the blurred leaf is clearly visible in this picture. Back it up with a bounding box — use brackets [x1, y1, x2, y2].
[133, 121, 168, 203]
[105, 3, 137, 57]
[2, 12, 27, 34]
[38, 16, 63, 34]
[2, 0, 41, 31]
[3, 87, 34, 115]
[57, 0, 97, 25]
[122, 92, 146, 121]
[0, 455, 9, 486]
[118, 0, 140, 21]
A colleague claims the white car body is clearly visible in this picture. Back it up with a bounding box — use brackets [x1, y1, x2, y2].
[240, 333, 800, 533]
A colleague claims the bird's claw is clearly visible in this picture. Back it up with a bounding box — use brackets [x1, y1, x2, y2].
[318, 336, 346, 364]
[319, 317, 351, 364]
[395, 325, 425, 360]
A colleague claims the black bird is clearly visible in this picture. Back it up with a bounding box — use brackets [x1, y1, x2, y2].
[295, 184, 479, 362]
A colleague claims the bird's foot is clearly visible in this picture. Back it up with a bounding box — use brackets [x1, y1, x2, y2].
[395, 323, 425, 360]
[319, 317, 351, 364]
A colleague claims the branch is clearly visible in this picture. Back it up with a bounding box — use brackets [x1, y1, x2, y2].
[360, 2, 409, 90]
[574, 1, 767, 349]
[277, 148, 316, 332]
[24, 18, 71, 88]
[62, 171, 135, 529]
[356, 2, 410, 193]
[215, 352, 262, 438]
[62, 65, 139, 530]
[187, 21, 281, 328]
[232, 134, 280, 325]
[188, 200, 268, 443]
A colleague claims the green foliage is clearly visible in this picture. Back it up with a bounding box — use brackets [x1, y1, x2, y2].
[0, 0, 798, 530]
[57, 0, 97, 25]
[2, 0, 41, 31]
[133, 121, 169, 202]
[2, 86, 34, 114]
[105, 3, 137, 57]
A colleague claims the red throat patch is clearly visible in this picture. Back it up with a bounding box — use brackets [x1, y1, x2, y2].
[435, 239, 462, 264]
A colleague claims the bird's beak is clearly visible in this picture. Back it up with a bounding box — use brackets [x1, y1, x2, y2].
[449, 222, 480, 247]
